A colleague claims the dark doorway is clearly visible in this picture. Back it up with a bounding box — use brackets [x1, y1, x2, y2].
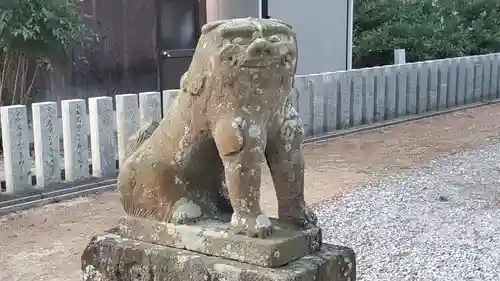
[261, 0, 269, 18]
[157, 0, 206, 91]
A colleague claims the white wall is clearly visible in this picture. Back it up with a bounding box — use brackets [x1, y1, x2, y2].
[268, 0, 353, 74]
[206, 0, 259, 22]
[204, 0, 353, 74]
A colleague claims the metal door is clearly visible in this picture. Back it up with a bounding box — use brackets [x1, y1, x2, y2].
[157, 0, 206, 91]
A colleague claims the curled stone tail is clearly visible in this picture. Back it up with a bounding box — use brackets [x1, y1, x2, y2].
[124, 121, 160, 160]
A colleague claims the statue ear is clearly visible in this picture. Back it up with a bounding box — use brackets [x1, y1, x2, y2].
[181, 71, 206, 96]
[202, 20, 226, 35]
[268, 18, 293, 30]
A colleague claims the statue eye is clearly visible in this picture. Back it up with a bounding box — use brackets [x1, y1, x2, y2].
[232, 37, 250, 45]
[267, 35, 281, 43]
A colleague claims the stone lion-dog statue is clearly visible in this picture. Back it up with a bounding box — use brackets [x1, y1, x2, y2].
[118, 17, 317, 238]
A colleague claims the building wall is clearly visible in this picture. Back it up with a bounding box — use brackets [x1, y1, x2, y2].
[205, 0, 353, 75]
[268, 0, 352, 75]
[34, 0, 159, 104]
[34, 0, 352, 104]
[206, 0, 260, 22]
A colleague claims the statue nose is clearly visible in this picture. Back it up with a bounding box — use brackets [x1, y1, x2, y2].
[247, 38, 274, 57]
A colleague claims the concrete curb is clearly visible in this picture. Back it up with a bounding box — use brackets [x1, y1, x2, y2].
[0, 178, 116, 215]
[304, 99, 500, 144]
[1, 98, 499, 216]
[0, 184, 117, 215]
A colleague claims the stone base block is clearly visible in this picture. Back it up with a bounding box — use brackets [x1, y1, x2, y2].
[116, 216, 322, 267]
[81, 230, 356, 281]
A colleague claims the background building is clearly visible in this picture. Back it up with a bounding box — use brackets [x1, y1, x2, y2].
[206, 0, 354, 75]
[38, 0, 353, 102]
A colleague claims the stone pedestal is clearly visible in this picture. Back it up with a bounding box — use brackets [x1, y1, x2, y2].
[82, 229, 356, 281]
[116, 216, 322, 267]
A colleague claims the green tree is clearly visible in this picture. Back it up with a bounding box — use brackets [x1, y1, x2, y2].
[0, 0, 96, 105]
[353, 0, 500, 68]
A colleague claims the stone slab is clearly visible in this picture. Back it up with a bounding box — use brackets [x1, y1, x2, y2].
[116, 216, 322, 268]
[61, 99, 89, 181]
[81, 230, 356, 281]
[1, 105, 32, 193]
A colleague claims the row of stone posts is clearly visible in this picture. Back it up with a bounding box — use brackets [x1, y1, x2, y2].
[0, 90, 179, 194]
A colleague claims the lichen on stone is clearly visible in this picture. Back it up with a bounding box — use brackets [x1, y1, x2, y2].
[83, 265, 103, 281]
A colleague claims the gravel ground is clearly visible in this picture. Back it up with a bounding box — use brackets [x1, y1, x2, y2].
[317, 142, 500, 281]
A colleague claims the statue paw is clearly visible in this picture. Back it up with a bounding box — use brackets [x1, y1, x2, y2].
[230, 213, 273, 238]
[171, 199, 202, 224]
[282, 205, 318, 229]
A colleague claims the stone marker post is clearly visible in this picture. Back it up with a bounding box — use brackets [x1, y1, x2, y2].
[0, 105, 31, 193]
[162, 89, 179, 117]
[138, 91, 162, 126]
[116, 94, 139, 166]
[62, 99, 89, 181]
[394, 48, 406, 65]
[32, 102, 61, 187]
[82, 18, 356, 281]
[89, 97, 117, 178]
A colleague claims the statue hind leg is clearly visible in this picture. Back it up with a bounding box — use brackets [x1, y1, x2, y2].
[175, 140, 234, 221]
[118, 120, 201, 224]
[118, 158, 193, 222]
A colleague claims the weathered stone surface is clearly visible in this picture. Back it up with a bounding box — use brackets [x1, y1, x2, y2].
[61, 99, 89, 181]
[162, 89, 179, 116]
[32, 102, 61, 187]
[338, 72, 351, 128]
[138, 91, 162, 126]
[89, 96, 117, 178]
[81, 231, 356, 281]
[362, 69, 375, 123]
[117, 17, 317, 239]
[350, 70, 363, 126]
[396, 65, 407, 117]
[115, 94, 139, 165]
[322, 73, 340, 130]
[116, 216, 322, 267]
[374, 68, 386, 121]
[0, 105, 31, 192]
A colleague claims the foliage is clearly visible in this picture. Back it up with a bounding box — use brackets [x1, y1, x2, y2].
[0, 0, 96, 105]
[353, 0, 500, 68]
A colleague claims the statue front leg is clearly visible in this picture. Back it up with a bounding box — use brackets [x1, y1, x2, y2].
[213, 116, 272, 238]
[266, 101, 317, 228]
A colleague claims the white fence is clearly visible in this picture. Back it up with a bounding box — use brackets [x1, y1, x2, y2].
[1, 52, 499, 195]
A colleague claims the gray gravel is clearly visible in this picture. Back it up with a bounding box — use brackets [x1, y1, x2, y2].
[315, 142, 500, 281]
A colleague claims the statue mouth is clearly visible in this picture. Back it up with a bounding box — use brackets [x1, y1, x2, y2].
[240, 56, 294, 70]
[240, 65, 270, 69]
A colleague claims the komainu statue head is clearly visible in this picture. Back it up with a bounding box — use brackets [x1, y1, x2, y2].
[181, 17, 298, 116]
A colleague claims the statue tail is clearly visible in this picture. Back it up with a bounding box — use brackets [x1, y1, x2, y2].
[123, 120, 160, 161]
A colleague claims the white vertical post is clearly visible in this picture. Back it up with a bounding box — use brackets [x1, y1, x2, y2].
[0, 105, 31, 193]
[206, 0, 260, 22]
[139, 91, 162, 126]
[32, 102, 61, 187]
[338, 72, 352, 128]
[162, 89, 180, 117]
[116, 94, 139, 165]
[89, 96, 116, 178]
[62, 99, 89, 181]
[394, 49, 406, 65]
[310, 74, 326, 135]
